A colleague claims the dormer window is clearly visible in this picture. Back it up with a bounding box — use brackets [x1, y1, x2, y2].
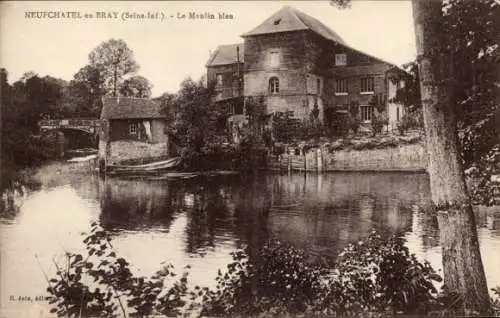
[273, 18, 281, 25]
[335, 54, 347, 66]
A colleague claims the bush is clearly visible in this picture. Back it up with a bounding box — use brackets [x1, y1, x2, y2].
[371, 110, 388, 136]
[199, 240, 328, 316]
[49, 227, 469, 317]
[396, 109, 423, 135]
[326, 232, 442, 315]
[46, 222, 189, 317]
[199, 232, 443, 316]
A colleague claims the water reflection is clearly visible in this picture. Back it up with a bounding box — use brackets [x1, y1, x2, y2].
[1, 164, 499, 317]
[96, 172, 434, 262]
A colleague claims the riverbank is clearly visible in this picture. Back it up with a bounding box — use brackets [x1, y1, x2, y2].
[268, 132, 426, 172]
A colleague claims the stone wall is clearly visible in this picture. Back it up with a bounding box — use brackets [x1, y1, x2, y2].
[324, 143, 426, 172]
[270, 143, 427, 172]
[107, 140, 169, 165]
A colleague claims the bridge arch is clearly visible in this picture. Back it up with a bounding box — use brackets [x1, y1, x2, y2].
[40, 128, 98, 152]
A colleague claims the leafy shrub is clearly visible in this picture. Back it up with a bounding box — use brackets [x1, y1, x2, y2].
[46, 222, 189, 317]
[348, 101, 361, 134]
[371, 110, 388, 136]
[326, 232, 442, 315]
[47, 226, 451, 317]
[199, 240, 328, 316]
[396, 109, 424, 135]
[199, 232, 443, 316]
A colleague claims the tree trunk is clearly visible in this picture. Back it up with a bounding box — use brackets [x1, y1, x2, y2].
[411, 0, 491, 315]
[113, 66, 118, 97]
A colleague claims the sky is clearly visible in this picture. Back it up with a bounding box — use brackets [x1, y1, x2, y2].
[0, 1, 416, 97]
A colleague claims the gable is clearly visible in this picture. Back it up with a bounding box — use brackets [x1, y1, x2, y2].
[242, 6, 346, 45]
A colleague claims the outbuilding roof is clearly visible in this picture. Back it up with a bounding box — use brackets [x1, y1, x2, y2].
[206, 43, 244, 67]
[242, 6, 346, 45]
[100, 97, 165, 120]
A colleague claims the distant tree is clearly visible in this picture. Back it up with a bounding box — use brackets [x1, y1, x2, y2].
[164, 78, 229, 169]
[391, 61, 422, 113]
[119, 75, 152, 98]
[19, 71, 39, 82]
[89, 38, 139, 96]
[1, 69, 56, 191]
[59, 65, 105, 118]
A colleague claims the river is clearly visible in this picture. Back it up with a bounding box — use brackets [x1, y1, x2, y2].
[1, 161, 499, 316]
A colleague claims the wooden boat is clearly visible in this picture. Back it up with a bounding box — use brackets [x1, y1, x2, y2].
[107, 157, 182, 175]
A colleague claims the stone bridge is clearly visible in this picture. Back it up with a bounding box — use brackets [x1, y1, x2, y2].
[38, 119, 101, 153]
[39, 119, 100, 134]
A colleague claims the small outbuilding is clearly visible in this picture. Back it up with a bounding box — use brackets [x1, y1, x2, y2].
[98, 97, 170, 169]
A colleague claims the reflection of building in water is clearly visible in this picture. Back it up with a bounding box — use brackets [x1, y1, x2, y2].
[266, 172, 429, 260]
[96, 172, 442, 265]
[98, 178, 180, 231]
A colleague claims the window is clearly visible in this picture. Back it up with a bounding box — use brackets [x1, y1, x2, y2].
[360, 105, 373, 122]
[269, 77, 279, 94]
[273, 18, 281, 25]
[335, 79, 347, 94]
[360, 77, 374, 93]
[129, 122, 138, 134]
[335, 54, 347, 66]
[396, 106, 400, 121]
[316, 78, 321, 95]
[269, 52, 280, 67]
[216, 73, 223, 86]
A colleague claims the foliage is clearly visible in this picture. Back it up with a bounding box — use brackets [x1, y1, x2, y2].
[465, 144, 500, 206]
[199, 240, 328, 316]
[396, 109, 423, 135]
[371, 110, 387, 136]
[348, 101, 361, 134]
[444, 0, 499, 169]
[0, 69, 62, 192]
[327, 232, 442, 315]
[60, 65, 105, 118]
[49, 224, 500, 317]
[492, 286, 500, 316]
[89, 38, 139, 96]
[162, 78, 232, 170]
[199, 232, 443, 316]
[390, 61, 422, 114]
[368, 96, 388, 136]
[391, 0, 499, 205]
[270, 112, 296, 142]
[46, 222, 189, 317]
[119, 75, 153, 98]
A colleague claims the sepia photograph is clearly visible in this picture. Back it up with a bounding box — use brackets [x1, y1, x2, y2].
[1, 0, 499, 317]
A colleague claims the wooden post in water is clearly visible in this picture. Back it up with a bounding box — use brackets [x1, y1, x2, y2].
[317, 148, 323, 172]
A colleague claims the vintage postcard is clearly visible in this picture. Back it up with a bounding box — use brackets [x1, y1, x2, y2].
[1, 1, 499, 317]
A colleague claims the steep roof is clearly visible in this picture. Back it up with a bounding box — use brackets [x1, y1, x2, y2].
[242, 6, 346, 45]
[100, 97, 165, 120]
[206, 43, 244, 66]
